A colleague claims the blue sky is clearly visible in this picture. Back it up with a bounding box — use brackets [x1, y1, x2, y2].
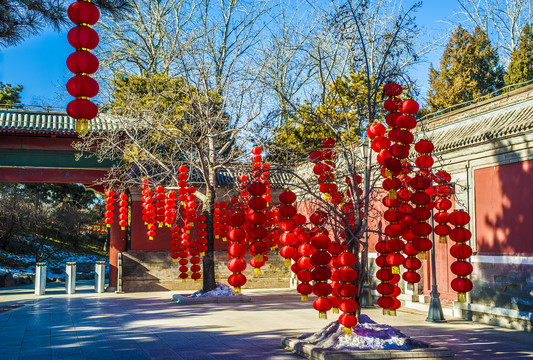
[0, 0, 458, 109]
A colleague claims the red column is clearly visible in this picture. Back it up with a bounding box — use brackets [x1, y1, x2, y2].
[109, 201, 128, 287]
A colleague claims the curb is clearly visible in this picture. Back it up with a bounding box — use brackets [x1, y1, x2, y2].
[172, 294, 252, 304]
[281, 336, 455, 360]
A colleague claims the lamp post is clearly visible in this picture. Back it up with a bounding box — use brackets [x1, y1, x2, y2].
[426, 213, 446, 322]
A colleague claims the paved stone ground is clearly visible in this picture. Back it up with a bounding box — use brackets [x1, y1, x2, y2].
[0, 282, 532, 359]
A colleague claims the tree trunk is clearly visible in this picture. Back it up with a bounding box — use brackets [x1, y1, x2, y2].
[202, 136, 218, 293]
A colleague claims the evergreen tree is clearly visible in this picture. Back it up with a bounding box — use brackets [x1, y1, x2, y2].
[426, 26, 504, 113]
[0, 82, 23, 108]
[505, 24, 533, 88]
[270, 71, 370, 160]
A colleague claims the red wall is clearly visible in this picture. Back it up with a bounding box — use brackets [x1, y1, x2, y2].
[475, 161, 533, 255]
[129, 198, 228, 251]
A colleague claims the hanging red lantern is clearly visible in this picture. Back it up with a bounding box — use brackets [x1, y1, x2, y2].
[448, 210, 473, 302]
[117, 193, 128, 230]
[383, 82, 403, 97]
[400, 99, 419, 114]
[310, 232, 332, 319]
[66, 0, 100, 134]
[337, 244, 359, 334]
[104, 190, 115, 227]
[366, 123, 386, 140]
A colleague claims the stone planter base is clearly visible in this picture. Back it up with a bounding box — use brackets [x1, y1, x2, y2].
[172, 294, 251, 304]
[281, 337, 454, 360]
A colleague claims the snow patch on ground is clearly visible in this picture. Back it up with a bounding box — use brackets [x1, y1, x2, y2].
[190, 282, 242, 297]
[299, 315, 428, 351]
[0, 237, 107, 281]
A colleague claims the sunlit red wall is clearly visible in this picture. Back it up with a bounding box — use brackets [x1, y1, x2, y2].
[474, 161, 533, 255]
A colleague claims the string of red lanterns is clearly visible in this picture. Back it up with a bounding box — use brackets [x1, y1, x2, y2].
[66, 0, 100, 134]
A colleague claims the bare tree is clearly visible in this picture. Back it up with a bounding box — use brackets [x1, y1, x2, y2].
[457, 0, 533, 64]
[256, 0, 435, 311]
[76, 0, 277, 292]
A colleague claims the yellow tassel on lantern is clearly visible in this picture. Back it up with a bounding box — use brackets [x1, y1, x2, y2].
[383, 308, 389, 315]
[344, 327, 353, 335]
[391, 266, 400, 274]
[284, 258, 291, 266]
[172, 258, 178, 263]
[215, 235, 219, 239]
[385, 168, 392, 179]
[106, 224, 111, 228]
[332, 307, 339, 314]
[222, 237, 227, 242]
[182, 278, 186, 283]
[323, 193, 332, 200]
[254, 268, 261, 276]
[181, 201, 186, 206]
[389, 309, 397, 316]
[418, 252, 427, 260]
[200, 252, 205, 256]
[301, 294, 308, 301]
[121, 227, 125, 230]
[194, 279, 199, 284]
[149, 236, 153, 240]
[319, 311, 327, 319]
[75, 119, 89, 134]
[255, 254, 263, 262]
[458, 292, 467, 302]
[158, 223, 163, 228]
[233, 287, 241, 294]
[388, 189, 397, 200]
[440, 235, 447, 244]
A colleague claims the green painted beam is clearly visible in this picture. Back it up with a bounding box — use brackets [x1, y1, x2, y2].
[0, 149, 115, 169]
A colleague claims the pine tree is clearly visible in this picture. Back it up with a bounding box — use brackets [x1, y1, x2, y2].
[426, 26, 504, 113]
[505, 25, 533, 89]
[0, 0, 130, 47]
[0, 82, 23, 108]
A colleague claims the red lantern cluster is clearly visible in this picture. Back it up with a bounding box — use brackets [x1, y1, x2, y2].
[278, 190, 298, 266]
[154, 186, 166, 227]
[164, 190, 177, 227]
[191, 214, 205, 282]
[227, 211, 247, 294]
[118, 193, 128, 230]
[449, 210, 473, 302]
[296, 226, 313, 301]
[309, 212, 333, 319]
[66, 0, 100, 133]
[170, 224, 181, 262]
[247, 180, 268, 275]
[434, 171, 452, 243]
[104, 190, 115, 228]
[214, 202, 229, 241]
[177, 166, 189, 206]
[141, 181, 156, 240]
[327, 241, 343, 314]
[338, 245, 359, 334]
[410, 173, 433, 259]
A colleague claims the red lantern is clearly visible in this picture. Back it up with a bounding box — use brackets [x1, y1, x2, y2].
[383, 82, 403, 97]
[67, 25, 99, 49]
[400, 99, 419, 114]
[68, 1, 100, 25]
[448, 210, 473, 302]
[67, 51, 99, 74]
[366, 123, 386, 139]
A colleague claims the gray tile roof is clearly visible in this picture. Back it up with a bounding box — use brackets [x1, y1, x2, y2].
[0, 108, 115, 135]
[419, 90, 533, 153]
